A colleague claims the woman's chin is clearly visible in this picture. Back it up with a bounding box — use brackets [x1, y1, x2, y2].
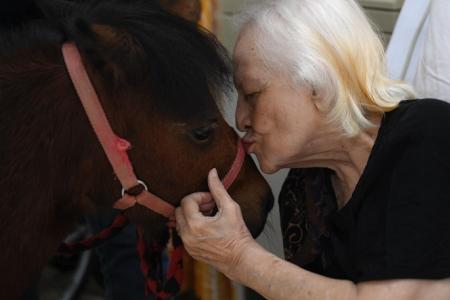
[252, 151, 280, 174]
[258, 160, 279, 174]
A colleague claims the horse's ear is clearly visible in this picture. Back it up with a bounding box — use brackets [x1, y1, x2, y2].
[71, 19, 142, 83]
[35, 0, 76, 21]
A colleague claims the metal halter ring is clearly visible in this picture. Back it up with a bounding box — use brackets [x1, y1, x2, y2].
[121, 180, 149, 197]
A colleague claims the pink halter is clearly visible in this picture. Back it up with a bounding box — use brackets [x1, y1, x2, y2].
[62, 42, 245, 219]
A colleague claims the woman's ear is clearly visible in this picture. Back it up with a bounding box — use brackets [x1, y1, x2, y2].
[311, 87, 328, 112]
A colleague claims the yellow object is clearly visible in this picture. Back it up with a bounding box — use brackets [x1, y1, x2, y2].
[199, 0, 218, 33]
[183, 255, 236, 300]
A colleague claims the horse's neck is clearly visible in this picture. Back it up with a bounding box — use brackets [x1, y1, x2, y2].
[0, 78, 115, 298]
[0, 135, 93, 298]
[0, 38, 126, 296]
[0, 207, 69, 299]
[0, 122, 114, 298]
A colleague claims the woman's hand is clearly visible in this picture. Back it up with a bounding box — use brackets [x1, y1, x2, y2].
[175, 168, 257, 279]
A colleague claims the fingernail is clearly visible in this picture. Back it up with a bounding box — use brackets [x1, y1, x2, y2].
[211, 168, 218, 178]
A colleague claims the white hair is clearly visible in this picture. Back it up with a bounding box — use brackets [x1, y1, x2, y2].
[237, 0, 415, 136]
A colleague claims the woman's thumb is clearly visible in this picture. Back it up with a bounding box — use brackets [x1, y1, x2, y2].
[208, 168, 234, 210]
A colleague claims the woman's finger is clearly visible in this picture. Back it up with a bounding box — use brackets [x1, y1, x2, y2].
[174, 207, 187, 231]
[199, 197, 216, 215]
[180, 192, 212, 218]
[207, 168, 235, 210]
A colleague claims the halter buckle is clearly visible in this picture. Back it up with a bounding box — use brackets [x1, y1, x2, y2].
[121, 180, 149, 197]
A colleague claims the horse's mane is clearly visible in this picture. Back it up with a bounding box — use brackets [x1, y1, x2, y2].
[0, 0, 232, 115]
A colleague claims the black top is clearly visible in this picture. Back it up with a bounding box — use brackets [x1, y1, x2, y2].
[279, 99, 450, 282]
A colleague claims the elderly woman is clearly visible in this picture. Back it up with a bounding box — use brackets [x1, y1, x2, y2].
[175, 0, 450, 299]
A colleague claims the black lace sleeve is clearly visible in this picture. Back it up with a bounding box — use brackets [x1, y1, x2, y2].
[278, 168, 337, 272]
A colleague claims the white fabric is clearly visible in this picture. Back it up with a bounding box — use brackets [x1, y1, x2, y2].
[386, 0, 450, 103]
[386, 0, 431, 81]
[413, 0, 450, 102]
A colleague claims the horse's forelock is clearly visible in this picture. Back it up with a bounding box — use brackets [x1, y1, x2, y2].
[0, 0, 233, 124]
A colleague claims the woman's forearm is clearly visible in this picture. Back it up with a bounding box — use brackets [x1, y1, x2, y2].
[176, 172, 449, 300]
[231, 241, 357, 300]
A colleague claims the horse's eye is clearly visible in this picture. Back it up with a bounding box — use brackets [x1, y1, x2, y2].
[191, 126, 214, 142]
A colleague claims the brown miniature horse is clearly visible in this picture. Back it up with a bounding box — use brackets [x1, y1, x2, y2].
[0, 0, 274, 298]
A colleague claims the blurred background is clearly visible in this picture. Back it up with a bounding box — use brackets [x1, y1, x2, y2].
[216, 0, 403, 52]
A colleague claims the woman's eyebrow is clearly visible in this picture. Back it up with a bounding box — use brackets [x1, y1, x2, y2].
[238, 77, 264, 89]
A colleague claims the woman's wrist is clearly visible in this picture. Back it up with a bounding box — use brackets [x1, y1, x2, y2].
[227, 238, 273, 284]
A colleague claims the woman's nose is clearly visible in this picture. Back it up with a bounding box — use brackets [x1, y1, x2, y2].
[235, 98, 251, 132]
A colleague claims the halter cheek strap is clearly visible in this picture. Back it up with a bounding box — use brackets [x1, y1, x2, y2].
[222, 138, 245, 190]
[62, 42, 245, 218]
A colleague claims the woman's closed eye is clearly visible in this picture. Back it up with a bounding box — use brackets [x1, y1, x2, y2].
[244, 91, 260, 102]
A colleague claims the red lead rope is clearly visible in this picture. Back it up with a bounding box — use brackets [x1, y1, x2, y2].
[60, 214, 184, 300]
[137, 227, 184, 299]
[58, 214, 129, 254]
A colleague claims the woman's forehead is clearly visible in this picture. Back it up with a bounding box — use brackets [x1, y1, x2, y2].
[233, 59, 267, 89]
[233, 60, 272, 93]
[233, 27, 258, 65]
[233, 40, 266, 81]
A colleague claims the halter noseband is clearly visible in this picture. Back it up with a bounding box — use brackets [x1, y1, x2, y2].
[61, 42, 245, 219]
